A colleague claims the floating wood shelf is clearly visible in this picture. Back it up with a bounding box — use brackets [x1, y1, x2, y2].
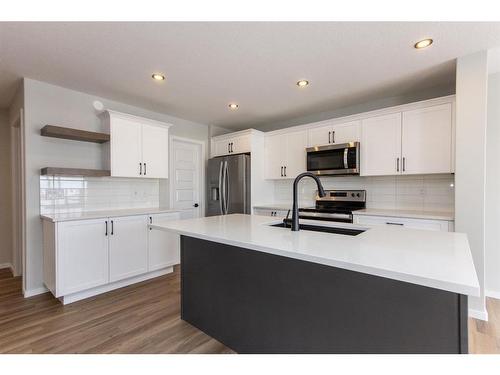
[41, 125, 110, 143]
[41, 167, 111, 177]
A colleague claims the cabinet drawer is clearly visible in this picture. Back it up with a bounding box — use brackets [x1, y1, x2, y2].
[353, 214, 452, 232]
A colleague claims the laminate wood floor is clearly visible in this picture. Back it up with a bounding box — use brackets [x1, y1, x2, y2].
[1, 267, 499, 354]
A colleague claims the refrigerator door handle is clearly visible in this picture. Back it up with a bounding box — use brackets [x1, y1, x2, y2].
[224, 160, 229, 214]
[218, 161, 224, 214]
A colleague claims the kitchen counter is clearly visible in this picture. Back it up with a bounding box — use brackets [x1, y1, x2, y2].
[151, 214, 478, 296]
[41, 207, 180, 222]
[353, 208, 454, 221]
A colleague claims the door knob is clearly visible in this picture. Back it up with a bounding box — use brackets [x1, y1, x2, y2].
[193, 203, 199, 207]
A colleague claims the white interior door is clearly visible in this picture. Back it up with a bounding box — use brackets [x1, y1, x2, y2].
[170, 137, 203, 219]
[141, 123, 169, 178]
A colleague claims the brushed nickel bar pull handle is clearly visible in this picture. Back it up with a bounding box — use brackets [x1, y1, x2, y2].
[402, 157, 406, 172]
[396, 157, 400, 172]
[139, 163, 142, 175]
[281, 166, 283, 177]
[386, 222, 404, 226]
[328, 131, 331, 144]
[111, 220, 114, 235]
[144, 163, 147, 175]
[284, 166, 287, 177]
[332, 130, 335, 143]
[105, 221, 108, 236]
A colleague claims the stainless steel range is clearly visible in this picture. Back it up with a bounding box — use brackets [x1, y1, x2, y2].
[298, 189, 366, 223]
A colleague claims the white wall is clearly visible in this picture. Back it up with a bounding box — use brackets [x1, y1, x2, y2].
[455, 51, 488, 320]
[485, 71, 500, 298]
[0, 110, 13, 268]
[21, 78, 210, 294]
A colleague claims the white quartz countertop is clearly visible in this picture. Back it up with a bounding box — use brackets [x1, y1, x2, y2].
[41, 207, 181, 222]
[150, 214, 479, 296]
[353, 208, 454, 221]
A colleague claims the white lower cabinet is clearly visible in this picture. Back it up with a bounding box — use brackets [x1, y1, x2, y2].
[148, 213, 181, 271]
[57, 219, 109, 296]
[353, 214, 453, 232]
[42, 211, 181, 304]
[109, 215, 149, 282]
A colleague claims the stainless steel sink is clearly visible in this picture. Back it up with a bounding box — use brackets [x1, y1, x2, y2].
[270, 222, 365, 236]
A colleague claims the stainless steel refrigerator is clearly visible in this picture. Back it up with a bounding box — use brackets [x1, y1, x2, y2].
[207, 154, 251, 216]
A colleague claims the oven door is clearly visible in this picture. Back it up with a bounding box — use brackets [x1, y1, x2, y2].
[306, 142, 360, 175]
[298, 211, 353, 223]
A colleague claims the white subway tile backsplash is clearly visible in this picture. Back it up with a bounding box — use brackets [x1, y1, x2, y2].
[273, 174, 455, 213]
[40, 176, 160, 215]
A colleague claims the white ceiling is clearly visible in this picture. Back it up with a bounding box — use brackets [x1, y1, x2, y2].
[1, 22, 500, 129]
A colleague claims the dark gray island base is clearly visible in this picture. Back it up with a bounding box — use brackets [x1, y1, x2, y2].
[180, 236, 468, 354]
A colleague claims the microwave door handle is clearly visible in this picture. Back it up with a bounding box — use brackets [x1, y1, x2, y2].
[343, 147, 349, 169]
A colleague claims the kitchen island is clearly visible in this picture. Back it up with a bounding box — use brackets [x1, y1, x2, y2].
[150, 214, 479, 354]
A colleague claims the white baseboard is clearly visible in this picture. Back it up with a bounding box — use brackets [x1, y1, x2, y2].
[24, 286, 49, 298]
[59, 267, 174, 305]
[469, 308, 489, 321]
[485, 289, 500, 300]
[0, 263, 14, 273]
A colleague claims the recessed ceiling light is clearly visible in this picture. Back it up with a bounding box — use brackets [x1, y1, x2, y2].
[228, 103, 239, 110]
[414, 39, 433, 49]
[297, 80, 309, 87]
[152, 73, 166, 81]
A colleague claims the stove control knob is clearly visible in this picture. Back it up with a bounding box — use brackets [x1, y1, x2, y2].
[351, 193, 355, 197]
[357, 193, 361, 197]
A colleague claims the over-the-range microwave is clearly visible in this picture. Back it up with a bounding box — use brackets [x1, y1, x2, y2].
[306, 142, 360, 176]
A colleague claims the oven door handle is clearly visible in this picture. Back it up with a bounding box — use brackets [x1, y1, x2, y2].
[343, 147, 349, 169]
[299, 212, 353, 221]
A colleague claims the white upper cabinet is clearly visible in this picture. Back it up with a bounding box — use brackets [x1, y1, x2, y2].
[265, 130, 307, 179]
[141, 123, 169, 178]
[285, 130, 308, 178]
[401, 103, 453, 175]
[308, 120, 361, 147]
[107, 114, 143, 178]
[211, 130, 254, 157]
[265, 133, 286, 179]
[361, 101, 454, 176]
[102, 111, 171, 179]
[361, 113, 402, 176]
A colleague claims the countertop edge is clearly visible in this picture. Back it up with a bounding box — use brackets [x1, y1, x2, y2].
[150, 223, 479, 297]
[41, 208, 181, 222]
